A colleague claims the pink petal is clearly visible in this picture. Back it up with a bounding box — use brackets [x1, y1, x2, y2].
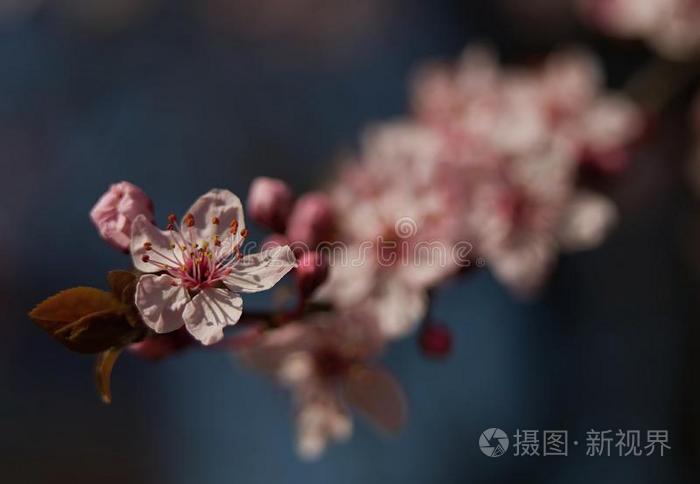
[341, 366, 406, 435]
[224, 245, 296, 294]
[185, 189, 245, 243]
[130, 215, 181, 272]
[134, 274, 189, 333]
[183, 288, 243, 345]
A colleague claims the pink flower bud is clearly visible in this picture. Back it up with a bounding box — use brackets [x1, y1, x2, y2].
[286, 192, 333, 250]
[247, 177, 294, 232]
[419, 323, 452, 358]
[296, 250, 329, 299]
[90, 181, 154, 252]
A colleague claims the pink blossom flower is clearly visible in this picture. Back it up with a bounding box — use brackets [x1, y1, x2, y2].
[239, 310, 405, 460]
[468, 155, 617, 296]
[90, 181, 154, 252]
[130, 189, 296, 345]
[402, 47, 638, 296]
[315, 123, 468, 337]
[247, 176, 294, 232]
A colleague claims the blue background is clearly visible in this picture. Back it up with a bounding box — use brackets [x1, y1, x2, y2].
[0, 1, 694, 482]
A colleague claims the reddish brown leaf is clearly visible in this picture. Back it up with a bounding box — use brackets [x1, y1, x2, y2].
[30, 287, 143, 353]
[107, 271, 137, 302]
[95, 346, 124, 404]
[30, 287, 121, 330]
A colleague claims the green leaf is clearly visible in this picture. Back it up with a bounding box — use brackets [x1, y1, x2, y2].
[95, 346, 124, 405]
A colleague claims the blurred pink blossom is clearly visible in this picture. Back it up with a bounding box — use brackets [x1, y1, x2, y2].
[316, 123, 465, 338]
[247, 176, 295, 233]
[286, 192, 334, 250]
[238, 310, 405, 460]
[317, 47, 637, 302]
[296, 250, 329, 299]
[90, 181, 154, 252]
[578, 0, 700, 60]
[406, 47, 638, 295]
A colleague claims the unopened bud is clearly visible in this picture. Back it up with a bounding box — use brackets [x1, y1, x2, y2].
[247, 177, 294, 232]
[90, 181, 154, 253]
[296, 250, 329, 299]
[286, 192, 333, 249]
[419, 323, 452, 358]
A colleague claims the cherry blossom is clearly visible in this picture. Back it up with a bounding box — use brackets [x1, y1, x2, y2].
[238, 310, 405, 460]
[130, 189, 296, 345]
[316, 123, 466, 338]
[406, 47, 637, 295]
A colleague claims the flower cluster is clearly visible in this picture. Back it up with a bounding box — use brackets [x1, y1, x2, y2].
[236, 47, 643, 457]
[578, 0, 700, 60]
[29, 45, 645, 461]
[320, 47, 641, 307]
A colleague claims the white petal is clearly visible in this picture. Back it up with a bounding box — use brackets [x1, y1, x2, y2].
[223, 245, 296, 294]
[313, 245, 377, 307]
[396, 239, 460, 289]
[372, 279, 427, 339]
[488, 236, 556, 298]
[185, 189, 245, 243]
[558, 191, 618, 252]
[294, 386, 352, 460]
[183, 288, 242, 345]
[277, 352, 315, 386]
[296, 428, 326, 461]
[134, 274, 188, 333]
[130, 215, 182, 272]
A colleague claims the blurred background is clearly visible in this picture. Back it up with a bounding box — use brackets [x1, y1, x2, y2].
[0, 0, 697, 482]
